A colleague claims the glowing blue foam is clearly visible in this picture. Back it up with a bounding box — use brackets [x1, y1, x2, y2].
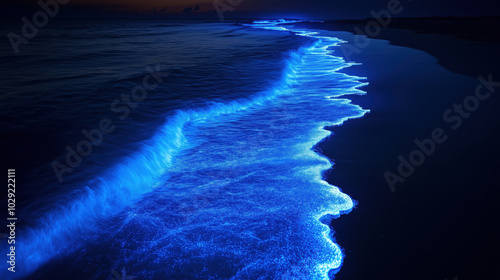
[3, 19, 368, 280]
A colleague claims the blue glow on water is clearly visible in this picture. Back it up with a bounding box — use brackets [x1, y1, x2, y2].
[4, 20, 368, 280]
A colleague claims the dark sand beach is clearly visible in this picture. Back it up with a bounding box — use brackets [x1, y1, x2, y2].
[2, 14, 499, 279]
[296, 18, 500, 280]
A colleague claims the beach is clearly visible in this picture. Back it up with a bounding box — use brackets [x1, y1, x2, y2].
[1, 17, 499, 279]
[1, 19, 370, 279]
[296, 19, 500, 280]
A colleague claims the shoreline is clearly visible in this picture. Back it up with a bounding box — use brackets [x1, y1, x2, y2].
[300, 20, 500, 280]
[296, 17, 500, 79]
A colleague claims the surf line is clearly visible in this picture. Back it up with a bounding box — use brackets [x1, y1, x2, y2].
[51, 65, 169, 183]
[246, 19, 368, 277]
[9, 28, 322, 280]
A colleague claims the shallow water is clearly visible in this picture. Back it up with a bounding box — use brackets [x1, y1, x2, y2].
[0, 19, 368, 279]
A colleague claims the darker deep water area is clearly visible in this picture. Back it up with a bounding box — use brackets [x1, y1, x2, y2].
[0, 19, 369, 279]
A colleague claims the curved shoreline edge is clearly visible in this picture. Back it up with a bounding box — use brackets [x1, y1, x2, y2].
[247, 19, 370, 279]
[3, 20, 370, 280]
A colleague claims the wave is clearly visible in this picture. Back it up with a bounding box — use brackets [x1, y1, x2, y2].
[3, 20, 368, 280]
[2, 31, 313, 280]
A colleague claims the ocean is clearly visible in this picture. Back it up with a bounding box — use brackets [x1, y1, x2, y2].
[0, 19, 368, 279]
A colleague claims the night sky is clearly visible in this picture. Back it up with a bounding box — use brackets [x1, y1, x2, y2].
[2, 0, 500, 19]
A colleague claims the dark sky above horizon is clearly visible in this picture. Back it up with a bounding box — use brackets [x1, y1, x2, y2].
[3, 0, 500, 19]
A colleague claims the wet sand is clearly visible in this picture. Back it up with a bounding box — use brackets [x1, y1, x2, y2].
[297, 20, 500, 280]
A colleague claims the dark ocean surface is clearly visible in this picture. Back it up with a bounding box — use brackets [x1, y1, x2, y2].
[0, 19, 368, 279]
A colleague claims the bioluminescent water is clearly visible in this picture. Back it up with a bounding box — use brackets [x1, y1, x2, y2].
[0, 19, 368, 279]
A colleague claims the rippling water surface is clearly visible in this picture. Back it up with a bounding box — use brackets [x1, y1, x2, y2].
[0, 19, 368, 279]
